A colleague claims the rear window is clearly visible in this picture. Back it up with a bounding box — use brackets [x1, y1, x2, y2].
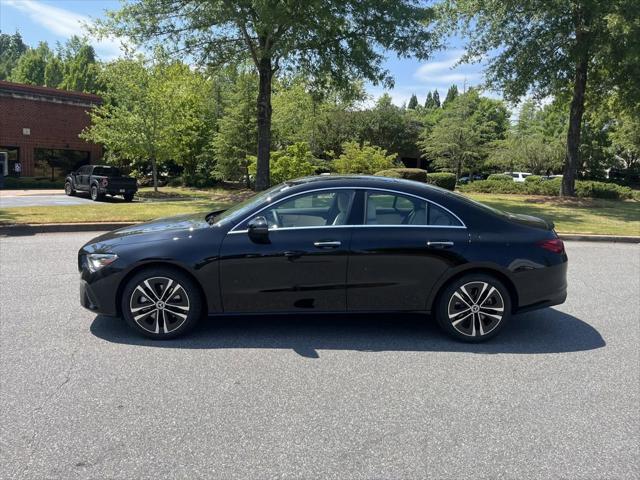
[92, 166, 121, 176]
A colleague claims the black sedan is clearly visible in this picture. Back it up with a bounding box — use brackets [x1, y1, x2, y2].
[78, 175, 568, 342]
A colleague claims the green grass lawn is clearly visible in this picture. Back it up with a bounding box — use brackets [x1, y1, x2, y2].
[465, 193, 639, 236]
[1, 187, 638, 236]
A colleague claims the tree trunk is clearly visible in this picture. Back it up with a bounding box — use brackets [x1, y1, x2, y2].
[151, 157, 158, 192]
[255, 57, 273, 191]
[562, 27, 590, 196]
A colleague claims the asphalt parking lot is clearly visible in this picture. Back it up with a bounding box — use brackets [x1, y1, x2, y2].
[1, 232, 638, 479]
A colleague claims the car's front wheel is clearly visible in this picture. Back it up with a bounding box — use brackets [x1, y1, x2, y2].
[436, 274, 511, 342]
[121, 268, 203, 339]
[64, 181, 75, 196]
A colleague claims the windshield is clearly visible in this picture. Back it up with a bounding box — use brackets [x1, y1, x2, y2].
[210, 183, 288, 225]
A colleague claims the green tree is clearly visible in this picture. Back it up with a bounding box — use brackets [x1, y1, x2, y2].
[44, 56, 64, 88]
[9, 42, 54, 85]
[98, 0, 436, 190]
[424, 91, 435, 109]
[333, 141, 397, 174]
[408, 93, 419, 109]
[443, 84, 458, 107]
[249, 141, 317, 184]
[420, 90, 489, 180]
[0, 31, 28, 80]
[81, 56, 206, 190]
[433, 89, 441, 108]
[59, 41, 101, 93]
[435, 0, 640, 196]
[212, 70, 258, 185]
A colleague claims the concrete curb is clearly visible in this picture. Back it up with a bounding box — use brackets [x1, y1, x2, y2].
[0, 222, 135, 236]
[1, 221, 638, 243]
[558, 234, 639, 243]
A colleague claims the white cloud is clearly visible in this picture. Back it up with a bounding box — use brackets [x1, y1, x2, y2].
[413, 50, 484, 90]
[3, 0, 126, 60]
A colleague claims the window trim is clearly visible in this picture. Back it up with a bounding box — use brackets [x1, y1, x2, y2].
[228, 186, 466, 234]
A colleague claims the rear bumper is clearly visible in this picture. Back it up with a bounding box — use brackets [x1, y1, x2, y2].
[512, 260, 568, 313]
[99, 186, 137, 195]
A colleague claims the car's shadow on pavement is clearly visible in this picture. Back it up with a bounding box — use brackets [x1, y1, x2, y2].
[90, 308, 605, 358]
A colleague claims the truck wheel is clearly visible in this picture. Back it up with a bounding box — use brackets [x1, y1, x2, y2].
[90, 185, 103, 201]
[123, 192, 134, 202]
[64, 181, 75, 196]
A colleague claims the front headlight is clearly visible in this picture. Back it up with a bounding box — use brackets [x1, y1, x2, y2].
[86, 253, 118, 273]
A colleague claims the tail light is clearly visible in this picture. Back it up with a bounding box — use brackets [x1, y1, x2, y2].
[537, 238, 565, 254]
[101, 178, 108, 187]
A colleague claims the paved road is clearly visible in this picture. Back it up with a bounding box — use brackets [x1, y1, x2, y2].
[1, 232, 638, 479]
[0, 193, 133, 208]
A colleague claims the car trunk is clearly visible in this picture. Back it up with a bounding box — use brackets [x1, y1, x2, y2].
[505, 212, 555, 231]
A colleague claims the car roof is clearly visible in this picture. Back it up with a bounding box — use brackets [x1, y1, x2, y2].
[285, 174, 442, 193]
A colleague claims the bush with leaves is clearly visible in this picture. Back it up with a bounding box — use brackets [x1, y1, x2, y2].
[249, 142, 317, 184]
[460, 178, 632, 199]
[426, 172, 456, 190]
[333, 141, 398, 174]
[487, 174, 513, 182]
[375, 168, 428, 182]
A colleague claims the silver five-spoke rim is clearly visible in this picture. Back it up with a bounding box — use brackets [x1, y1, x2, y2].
[447, 281, 504, 337]
[129, 276, 190, 334]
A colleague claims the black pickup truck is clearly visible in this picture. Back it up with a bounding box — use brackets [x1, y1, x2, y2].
[65, 165, 138, 202]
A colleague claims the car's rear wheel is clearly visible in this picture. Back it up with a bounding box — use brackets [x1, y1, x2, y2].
[121, 268, 203, 339]
[123, 192, 134, 202]
[436, 274, 511, 342]
[90, 184, 103, 201]
[64, 181, 75, 196]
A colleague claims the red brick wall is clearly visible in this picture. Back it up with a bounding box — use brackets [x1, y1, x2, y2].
[0, 93, 102, 176]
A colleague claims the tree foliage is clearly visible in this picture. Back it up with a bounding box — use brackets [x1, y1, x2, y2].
[97, 0, 437, 190]
[434, 0, 640, 195]
[333, 141, 398, 174]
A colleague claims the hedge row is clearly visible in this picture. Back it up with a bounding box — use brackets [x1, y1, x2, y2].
[374, 168, 456, 191]
[459, 178, 633, 199]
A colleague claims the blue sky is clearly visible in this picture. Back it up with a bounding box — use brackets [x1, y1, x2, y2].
[1, 0, 489, 106]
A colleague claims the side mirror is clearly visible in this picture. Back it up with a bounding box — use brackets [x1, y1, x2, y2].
[247, 216, 270, 244]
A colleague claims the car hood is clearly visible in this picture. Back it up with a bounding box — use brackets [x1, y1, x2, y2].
[84, 213, 212, 249]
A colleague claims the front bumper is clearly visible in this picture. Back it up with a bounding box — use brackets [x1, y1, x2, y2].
[79, 266, 124, 316]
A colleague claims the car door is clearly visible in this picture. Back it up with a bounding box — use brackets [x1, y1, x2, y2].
[77, 166, 90, 191]
[347, 189, 470, 311]
[219, 189, 356, 313]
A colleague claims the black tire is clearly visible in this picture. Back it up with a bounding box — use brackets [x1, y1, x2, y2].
[121, 267, 203, 339]
[64, 181, 75, 196]
[90, 184, 103, 201]
[435, 273, 511, 342]
[123, 192, 134, 202]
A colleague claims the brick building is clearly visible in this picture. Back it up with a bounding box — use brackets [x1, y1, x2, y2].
[0, 80, 102, 177]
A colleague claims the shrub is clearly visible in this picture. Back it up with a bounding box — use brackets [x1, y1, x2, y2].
[249, 142, 317, 184]
[575, 181, 633, 200]
[524, 175, 542, 182]
[487, 174, 513, 182]
[459, 177, 632, 199]
[525, 178, 562, 196]
[3, 177, 65, 189]
[459, 179, 526, 194]
[426, 172, 456, 191]
[333, 141, 398, 174]
[374, 168, 428, 182]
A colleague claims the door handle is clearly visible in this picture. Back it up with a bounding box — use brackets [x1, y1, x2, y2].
[314, 240, 341, 249]
[426, 241, 454, 248]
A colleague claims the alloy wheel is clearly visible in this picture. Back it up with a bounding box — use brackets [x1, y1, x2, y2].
[129, 276, 190, 334]
[447, 281, 504, 337]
